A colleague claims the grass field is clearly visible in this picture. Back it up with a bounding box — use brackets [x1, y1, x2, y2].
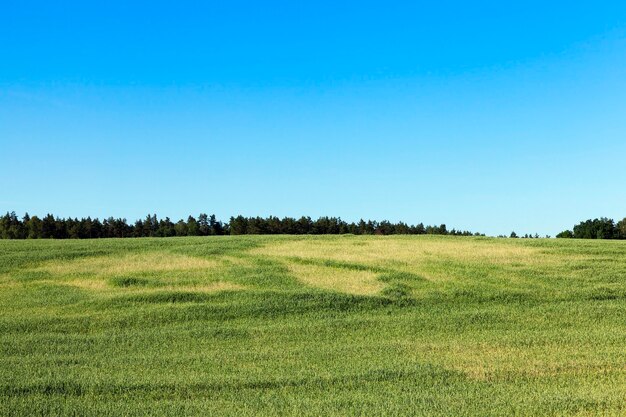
[1, 235, 625, 416]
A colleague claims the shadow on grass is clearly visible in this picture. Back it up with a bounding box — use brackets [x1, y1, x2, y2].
[1, 364, 464, 398]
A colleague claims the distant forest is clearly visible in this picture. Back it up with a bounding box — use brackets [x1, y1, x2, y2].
[3, 212, 623, 240]
[0, 212, 483, 239]
[556, 217, 626, 240]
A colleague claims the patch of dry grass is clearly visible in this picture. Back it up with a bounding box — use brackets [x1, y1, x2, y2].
[252, 236, 543, 283]
[287, 262, 384, 295]
[37, 251, 220, 278]
[253, 236, 536, 264]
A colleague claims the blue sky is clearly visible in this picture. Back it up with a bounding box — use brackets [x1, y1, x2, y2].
[2, 1, 626, 236]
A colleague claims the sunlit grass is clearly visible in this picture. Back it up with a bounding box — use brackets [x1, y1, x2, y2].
[287, 261, 383, 295]
[1, 235, 625, 416]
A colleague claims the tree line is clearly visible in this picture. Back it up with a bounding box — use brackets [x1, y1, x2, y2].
[0, 212, 483, 239]
[556, 217, 626, 239]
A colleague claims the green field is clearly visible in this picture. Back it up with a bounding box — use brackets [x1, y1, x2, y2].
[1, 235, 625, 416]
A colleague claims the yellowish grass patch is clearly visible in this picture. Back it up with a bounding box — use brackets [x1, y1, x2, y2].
[402, 340, 626, 383]
[288, 262, 383, 296]
[60, 279, 109, 290]
[0, 280, 20, 289]
[254, 237, 539, 265]
[37, 252, 220, 277]
[253, 237, 546, 282]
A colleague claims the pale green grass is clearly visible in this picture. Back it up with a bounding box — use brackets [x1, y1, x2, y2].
[1, 235, 625, 416]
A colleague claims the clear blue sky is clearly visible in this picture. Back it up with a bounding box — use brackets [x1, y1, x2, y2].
[2, 1, 626, 236]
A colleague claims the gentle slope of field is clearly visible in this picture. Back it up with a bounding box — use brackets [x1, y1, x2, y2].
[1, 235, 625, 416]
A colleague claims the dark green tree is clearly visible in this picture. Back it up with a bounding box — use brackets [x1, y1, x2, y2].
[618, 218, 626, 239]
[556, 230, 573, 238]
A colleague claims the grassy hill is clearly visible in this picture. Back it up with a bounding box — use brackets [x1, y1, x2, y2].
[1, 235, 625, 416]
